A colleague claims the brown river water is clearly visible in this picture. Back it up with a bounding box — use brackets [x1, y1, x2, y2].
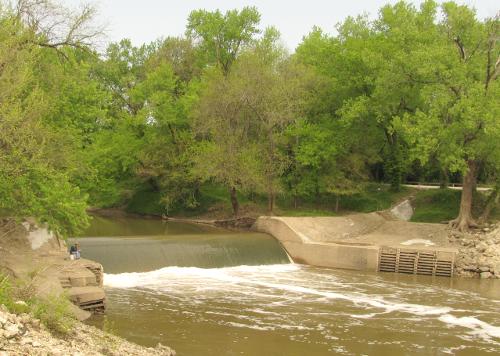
[72, 216, 500, 356]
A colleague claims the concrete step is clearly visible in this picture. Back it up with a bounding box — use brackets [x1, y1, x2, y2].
[68, 286, 106, 312]
[59, 268, 97, 287]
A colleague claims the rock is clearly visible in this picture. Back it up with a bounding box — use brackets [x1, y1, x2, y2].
[19, 313, 31, 324]
[32, 340, 42, 347]
[30, 318, 41, 328]
[4, 323, 20, 339]
[20, 338, 33, 346]
[479, 266, 490, 272]
[155, 343, 177, 356]
[480, 272, 492, 279]
[463, 265, 476, 271]
[476, 242, 488, 252]
[390, 200, 414, 221]
[0, 312, 8, 326]
[493, 263, 500, 276]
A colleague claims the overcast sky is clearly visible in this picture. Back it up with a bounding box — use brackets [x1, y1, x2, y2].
[62, 0, 499, 51]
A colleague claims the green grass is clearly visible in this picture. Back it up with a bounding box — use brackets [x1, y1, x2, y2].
[277, 208, 338, 217]
[125, 183, 416, 218]
[124, 182, 498, 223]
[410, 189, 461, 223]
[336, 184, 412, 213]
[410, 188, 500, 223]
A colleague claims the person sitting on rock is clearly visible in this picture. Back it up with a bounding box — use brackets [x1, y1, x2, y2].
[69, 243, 81, 260]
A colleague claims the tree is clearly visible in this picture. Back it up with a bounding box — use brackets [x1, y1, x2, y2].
[292, 26, 383, 205]
[186, 6, 261, 75]
[192, 28, 306, 215]
[0, 0, 102, 236]
[187, 7, 262, 215]
[402, 2, 499, 231]
[191, 68, 262, 217]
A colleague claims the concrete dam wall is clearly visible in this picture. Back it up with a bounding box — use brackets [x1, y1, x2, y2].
[253, 213, 458, 277]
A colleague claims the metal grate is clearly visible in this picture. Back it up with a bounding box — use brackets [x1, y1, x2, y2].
[378, 247, 454, 277]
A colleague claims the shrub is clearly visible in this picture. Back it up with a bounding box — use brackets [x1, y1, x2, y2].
[0, 273, 75, 335]
[31, 294, 75, 335]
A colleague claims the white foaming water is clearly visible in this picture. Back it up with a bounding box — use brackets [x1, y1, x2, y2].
[104, 264, 500, 341]
[104, 264, 300, 288]
[439, 315, 500, 339]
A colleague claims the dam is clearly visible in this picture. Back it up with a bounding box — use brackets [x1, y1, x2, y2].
[253, 213, 457, 277]
[73, 215, 500, 355]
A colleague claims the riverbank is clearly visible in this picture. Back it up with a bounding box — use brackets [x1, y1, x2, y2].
[124, 184, 499, 224]
[452, 222, 500, 279]
[0, 305, 175, 355]
[0, 218, 177, 355]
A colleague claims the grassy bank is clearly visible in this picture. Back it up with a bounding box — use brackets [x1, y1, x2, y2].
[123, 183, 499, 224]
[410, 189, 499, 223]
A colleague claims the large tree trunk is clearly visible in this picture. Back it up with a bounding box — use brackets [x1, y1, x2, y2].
[229, 186, 239, 217]
[450, 160, 478, 232]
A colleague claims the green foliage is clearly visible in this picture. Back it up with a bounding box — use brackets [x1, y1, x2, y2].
[186, 6, 261, 74]
[31, 294, 75, 335]
[1, 0, 498, 227]
[126, 188, 165, 216]
[0, 274, 14, 310]
[0, 5, 90, 236]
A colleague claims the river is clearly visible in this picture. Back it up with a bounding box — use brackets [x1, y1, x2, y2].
[73, 215, 500, 355]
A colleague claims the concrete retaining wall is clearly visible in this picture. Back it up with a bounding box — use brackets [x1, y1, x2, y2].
[253, 216, 379, 271]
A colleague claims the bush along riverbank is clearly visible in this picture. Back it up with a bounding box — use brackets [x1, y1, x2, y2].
[451, 222, 500, 279]
[0, 305, 175, 355]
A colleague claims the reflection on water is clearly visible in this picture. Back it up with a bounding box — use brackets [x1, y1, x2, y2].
[78, 216, 500, 355]
[79, 215, 224, 237]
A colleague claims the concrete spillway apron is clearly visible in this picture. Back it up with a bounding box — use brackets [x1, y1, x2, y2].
[253, 215, 457, 277]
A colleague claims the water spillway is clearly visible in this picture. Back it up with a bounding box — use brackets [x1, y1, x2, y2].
[73, 216, 290, 273]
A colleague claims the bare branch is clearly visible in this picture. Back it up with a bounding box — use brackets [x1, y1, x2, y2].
[15, 0, 105, 52]
[453, 36, 466, 60]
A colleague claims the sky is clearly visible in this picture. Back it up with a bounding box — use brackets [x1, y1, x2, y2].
[62, 0, 499, 51]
